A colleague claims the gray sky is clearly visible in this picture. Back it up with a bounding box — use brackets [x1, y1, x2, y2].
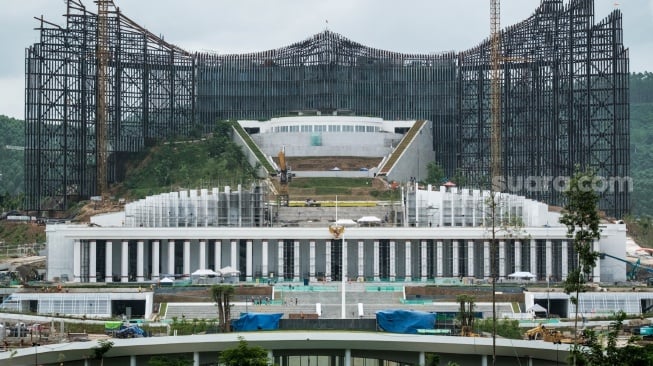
[0, 0, 650, 120]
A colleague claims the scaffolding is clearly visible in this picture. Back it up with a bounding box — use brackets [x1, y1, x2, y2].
[25, 0, 629, 217]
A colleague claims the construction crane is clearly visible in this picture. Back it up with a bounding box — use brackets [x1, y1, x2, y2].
[490, 0, 502, 192]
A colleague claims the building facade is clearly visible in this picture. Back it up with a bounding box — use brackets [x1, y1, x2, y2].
[45, 185, 627, 285]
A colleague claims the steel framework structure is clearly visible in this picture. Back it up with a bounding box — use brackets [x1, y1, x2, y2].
[25, 0, 629, 217]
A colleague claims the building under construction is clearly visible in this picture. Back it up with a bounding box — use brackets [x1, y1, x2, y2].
[25, 0, 629, 217]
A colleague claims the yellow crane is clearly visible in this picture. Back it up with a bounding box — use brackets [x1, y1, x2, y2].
[490, 0, 502, 192]
[96, 0, 110, 197]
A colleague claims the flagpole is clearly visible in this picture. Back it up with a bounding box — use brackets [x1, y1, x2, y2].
[337, 196, 346, 319]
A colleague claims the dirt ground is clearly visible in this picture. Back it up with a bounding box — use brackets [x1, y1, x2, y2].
[274, 156, 382, 171]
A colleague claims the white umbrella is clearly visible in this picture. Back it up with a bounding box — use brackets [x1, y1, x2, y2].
[191, 269, 221, 277]
[160, 277, 174, 283]
[507, 271, 536, 279]
[357, 216, 382, 223]
[335, 219, 357, 226]
[219, 266, 241, 276]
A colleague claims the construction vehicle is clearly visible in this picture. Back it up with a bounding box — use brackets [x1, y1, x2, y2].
[600, 252, 653, 281]
[525, 324, 571, 344]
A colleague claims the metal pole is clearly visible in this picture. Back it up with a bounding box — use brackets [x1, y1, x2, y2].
[341, 235, 346, 319]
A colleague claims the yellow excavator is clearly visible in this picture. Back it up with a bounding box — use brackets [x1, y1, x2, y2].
[525, 324, 580, 344]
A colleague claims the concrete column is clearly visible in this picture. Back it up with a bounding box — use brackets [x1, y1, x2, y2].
[309, 241, 316, 282]
[342, 240, 348, 282]
[530, 239, 537, 277]
[345, 349, 351, 366]
[230, 240, 237, 269]
[405, 241, 412, 281]
[262, 241, 269, 278]
[373, 241, 380, 281]
[546, 240, 553, 281]
[130, 355, 136, 366]
[562, 240, 568, 281]
[293, 240, 300, 282]
[484, 241, 490, 278]
[246, 240, 253, 282]
[267, 350, 274, 366]
[420, 240, 427, 281]
[193, 351, 199, 366]
[183, 240, 191, 278]
[152, 240, 160, 281]
[168, 240, 175, 276]
[199, 240, 207, 270]
[278, 240, 284, 280]
[137, 240, 144, 282]
[121, 240, 129, 282]
[358, 241, 364, 280]
[105, 241, 113, 283]
[467, 241, 474, 277]
[499, 241, 506, 279]
[593, 240, 601, 283]
[515, 241, 522, 272]
[419, 351, 425, 366]
[325, 241, 331, 280]
[481, 355, 488, 366]
[214, 240, 221, 270]
[436, 241, 443, 277]
[73, 240, 81, 282]
[452, 240, 459, 277]
[89, 240, 97, 283]
[389, 241, 396, 281]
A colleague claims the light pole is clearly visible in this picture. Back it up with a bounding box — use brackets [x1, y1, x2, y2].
[547, 275, 551, 319]
[33, 342, 39, 366]
[341, 233, 346, 319]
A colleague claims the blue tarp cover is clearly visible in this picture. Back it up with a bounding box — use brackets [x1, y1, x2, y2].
[376, 309, 436, 334]
[231, 312, 284, 331]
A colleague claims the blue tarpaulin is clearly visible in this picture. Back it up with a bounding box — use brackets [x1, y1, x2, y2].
[231, 312, 284, 331]
[376, 309, 436, 334]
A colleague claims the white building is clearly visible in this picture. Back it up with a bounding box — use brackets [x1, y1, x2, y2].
[44, 185, 628, 286]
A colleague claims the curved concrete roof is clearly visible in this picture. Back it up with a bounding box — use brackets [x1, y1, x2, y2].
[3, 331, 570, 365]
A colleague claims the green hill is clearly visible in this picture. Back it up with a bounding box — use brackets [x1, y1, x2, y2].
[0, 115, 24, 197]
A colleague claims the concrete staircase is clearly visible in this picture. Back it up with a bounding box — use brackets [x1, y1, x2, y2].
[163, 282, 516, 321]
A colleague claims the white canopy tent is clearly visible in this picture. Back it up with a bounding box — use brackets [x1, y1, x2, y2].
[219, 266, 241, 276]
[357, 216, 382, 226]
[191, 269, 221, 277]
[334, 219, 357, 226]
[507, 271, 536, 280]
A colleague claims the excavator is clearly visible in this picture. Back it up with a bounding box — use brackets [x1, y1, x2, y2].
[525, 324, 568, 344]
[525, 324, 586, 345]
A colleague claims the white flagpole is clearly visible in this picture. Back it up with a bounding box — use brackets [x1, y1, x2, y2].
[337, 196, 346, 319]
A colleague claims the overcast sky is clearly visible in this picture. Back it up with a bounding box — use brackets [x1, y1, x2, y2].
[0, 0, 650, 120]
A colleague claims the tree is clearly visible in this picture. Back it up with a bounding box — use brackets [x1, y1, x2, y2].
[456, 294, 476, 336]
[573, 311, 653, 366]
[425, 162, 445, 185]
[148, 354, 193, 366]
[218, 336, 270, 366]
[483, 190, 530, 366]
[90, 339, 114, 366]
[210, 284, 234, 333]
[559, 167, 601, 365]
